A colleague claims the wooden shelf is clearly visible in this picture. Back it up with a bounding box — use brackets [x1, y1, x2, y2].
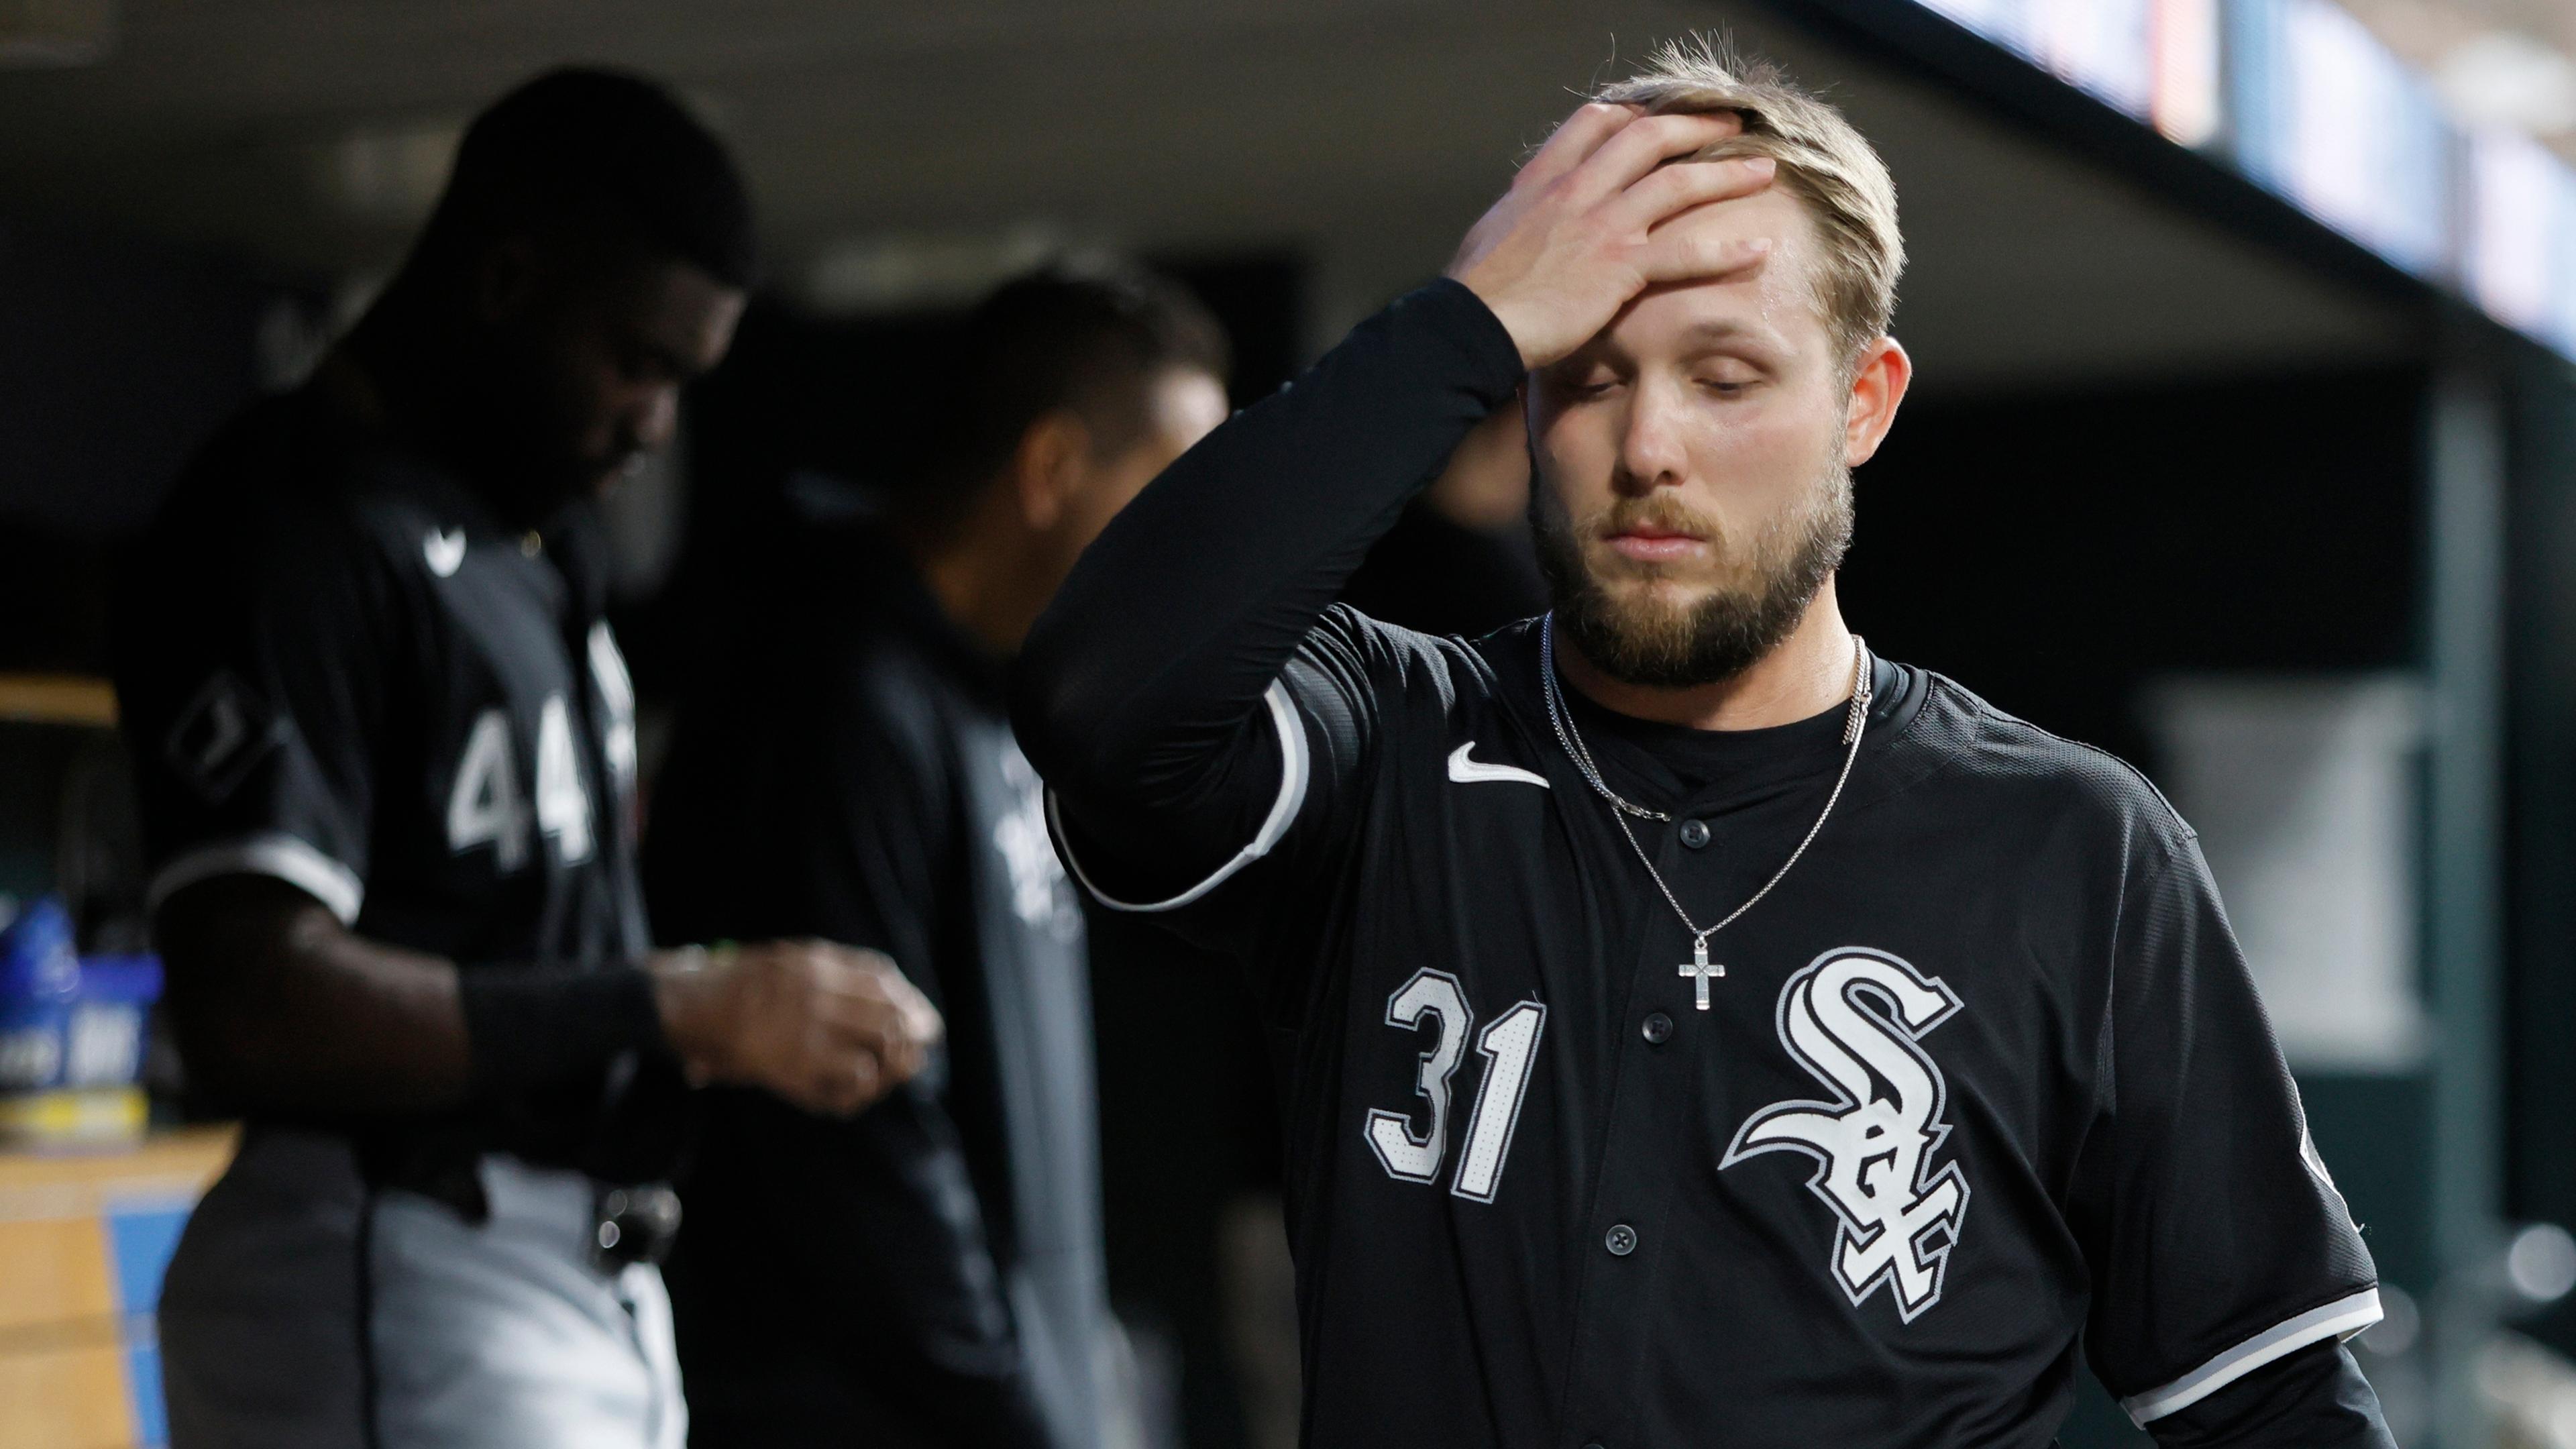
[0, 1123, 237, 1205]
[0, 676, 116, 729]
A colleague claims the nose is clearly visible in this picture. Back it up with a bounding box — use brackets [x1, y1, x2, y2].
[629, 386, 680, 455]
[1613, 376, 1690, 494]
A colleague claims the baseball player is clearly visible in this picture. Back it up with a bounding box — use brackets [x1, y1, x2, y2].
[645, 264, 1229, 1447]
[115, 69, 938, 1449]
[1013, 42, 2394, 1449]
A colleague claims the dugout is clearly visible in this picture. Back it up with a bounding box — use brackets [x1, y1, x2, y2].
[635, 6, 2572, 1440]
[1, 3, 2573, 1446]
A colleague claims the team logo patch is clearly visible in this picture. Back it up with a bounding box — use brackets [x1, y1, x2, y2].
[1721, 948, 1970, 1324]
[164, 670, 285, 805]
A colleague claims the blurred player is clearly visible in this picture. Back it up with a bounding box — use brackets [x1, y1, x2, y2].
[1342, 405, 1549, 638]
[645, 263, 1228, 1447]
[115, 68, 937, 1449]
[1014, 40, 2394, 1448]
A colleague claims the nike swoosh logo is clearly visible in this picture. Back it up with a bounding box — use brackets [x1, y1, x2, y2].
[1448, 742, 1550, 788]
[423, 529, 466, 578]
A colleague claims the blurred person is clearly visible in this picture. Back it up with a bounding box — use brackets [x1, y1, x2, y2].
[643, 263, 1230, 1448]
[113, 68, 938, 1449]
[1013, 40, 2394, 1449]
[1341, 406, 1548, 638]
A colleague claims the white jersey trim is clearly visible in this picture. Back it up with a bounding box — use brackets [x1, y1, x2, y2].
[147, 832, 365, 926]
[2121, 1286, 2383, 1425]
[1048, 680, 1310, 914]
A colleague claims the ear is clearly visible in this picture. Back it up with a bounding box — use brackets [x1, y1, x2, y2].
[1009, 410, 1091, 533]
[1842, 335, 1912, 468]
[471, 237, 542, 326]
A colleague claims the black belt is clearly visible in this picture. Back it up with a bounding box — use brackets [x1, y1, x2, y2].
[347, 1123, 684, 1270]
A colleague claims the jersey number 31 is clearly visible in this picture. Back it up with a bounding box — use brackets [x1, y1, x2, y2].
[1364, 968, 1546, 1204]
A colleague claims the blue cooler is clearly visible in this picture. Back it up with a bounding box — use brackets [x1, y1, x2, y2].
[0, 897, 162, 1142]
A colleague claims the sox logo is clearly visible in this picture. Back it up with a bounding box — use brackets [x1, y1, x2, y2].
[1721, 948, 1969, 1324]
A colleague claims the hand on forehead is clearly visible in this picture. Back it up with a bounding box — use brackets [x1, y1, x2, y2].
[1604, 184, 1824, 362]
[1552, 102, 1825, 362]
[1448, 99, 1780, 369]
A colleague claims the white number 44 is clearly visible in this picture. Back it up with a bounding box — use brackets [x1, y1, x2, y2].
[446, 697, 593, 871]
[1364, 968, 1546, 1204]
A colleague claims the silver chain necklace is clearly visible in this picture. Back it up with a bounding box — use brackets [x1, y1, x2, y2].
[1540, 612, 1872, 1009]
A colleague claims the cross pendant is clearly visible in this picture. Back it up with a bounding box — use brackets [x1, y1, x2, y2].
[1678, 937, 1724, 1010]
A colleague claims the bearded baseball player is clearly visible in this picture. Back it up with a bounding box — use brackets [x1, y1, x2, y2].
[1012, 42, 2394, 1449]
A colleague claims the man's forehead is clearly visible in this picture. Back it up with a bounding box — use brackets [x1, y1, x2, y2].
[1607, 186, 1826, 355]
[612, 256, 744, 360]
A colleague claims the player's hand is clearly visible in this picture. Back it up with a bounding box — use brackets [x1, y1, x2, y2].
[649, 940, 943, 1116]
[1447, 103, 1777, 369]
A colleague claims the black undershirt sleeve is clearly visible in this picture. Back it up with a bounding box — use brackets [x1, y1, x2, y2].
[454, 967, 668, 1101]
[1011, 278, 1525, 897]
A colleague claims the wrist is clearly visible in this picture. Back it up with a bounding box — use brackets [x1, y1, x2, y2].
[1424, 275, 1543, 376]
[455, 964, 670, 1102]
[647, 945, 733, 1084]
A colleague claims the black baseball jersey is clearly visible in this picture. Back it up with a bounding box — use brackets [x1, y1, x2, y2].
[1016, 282, 2392, 1448]
[115, 382, 653, 1157]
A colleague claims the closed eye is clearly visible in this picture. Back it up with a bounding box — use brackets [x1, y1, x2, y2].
[1553, 369, 1625, 400]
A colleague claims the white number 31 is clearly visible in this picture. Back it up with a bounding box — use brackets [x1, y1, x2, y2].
[1364, 968, 1546, 1204]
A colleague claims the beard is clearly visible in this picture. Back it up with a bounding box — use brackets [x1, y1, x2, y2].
[1532, 455, 1853, 690]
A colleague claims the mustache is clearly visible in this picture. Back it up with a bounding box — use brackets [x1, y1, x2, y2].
[1533, 464, 1856, 692]
[581, 442, 650, 479]
[1585, 493, 1725, 544]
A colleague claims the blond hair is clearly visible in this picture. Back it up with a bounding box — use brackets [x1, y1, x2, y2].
[1595, 36, 1905, 370]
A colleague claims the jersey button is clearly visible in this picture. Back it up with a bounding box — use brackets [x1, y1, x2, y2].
[1642, 1012, 1673, 1045]
[1678, 818, 1711, 849]
[1604, 1223, 1638, 1256]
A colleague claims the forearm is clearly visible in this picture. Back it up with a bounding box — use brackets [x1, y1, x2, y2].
[2145, 1342, 2395, 1449]
[159, 879, 474, 1113]
[158, 875, 665, 1116]
[1012, 279, 1521, 818]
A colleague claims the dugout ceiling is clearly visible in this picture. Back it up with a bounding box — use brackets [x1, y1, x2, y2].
[0, 0, 2421, 396]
